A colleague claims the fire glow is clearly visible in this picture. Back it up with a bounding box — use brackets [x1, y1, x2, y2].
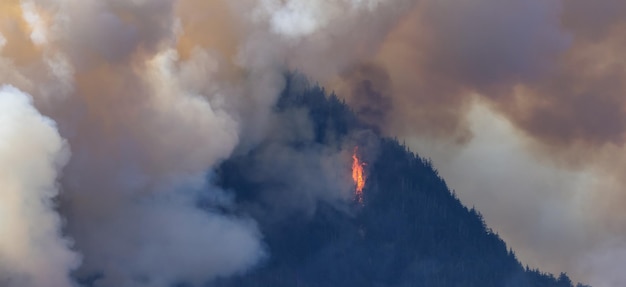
[352, 147, 366, 204]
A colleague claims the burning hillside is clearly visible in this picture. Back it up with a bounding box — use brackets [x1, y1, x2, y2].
[213, 77, 584, 287]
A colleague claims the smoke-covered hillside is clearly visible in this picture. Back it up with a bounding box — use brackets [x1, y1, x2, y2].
[214, 75, 589, 287]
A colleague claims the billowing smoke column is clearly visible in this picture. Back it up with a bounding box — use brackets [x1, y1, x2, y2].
[0, 86, 79, 287]
[1, 0, 268, 285]
[1, 0, 626, 286]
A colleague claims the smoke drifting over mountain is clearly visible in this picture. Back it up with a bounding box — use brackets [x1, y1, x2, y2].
[1, 0, 625, 286]
[334, 1, 626, 285]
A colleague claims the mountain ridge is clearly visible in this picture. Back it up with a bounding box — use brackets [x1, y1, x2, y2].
[214, 74, 589, 287]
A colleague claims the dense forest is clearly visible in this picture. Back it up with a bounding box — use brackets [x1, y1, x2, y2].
[212, 74, 590, 287]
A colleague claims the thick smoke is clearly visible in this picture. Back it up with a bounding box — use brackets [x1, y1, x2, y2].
[3, 0, 260, 286]
[338, 63, 394, 132]
[0, 86, 79, 287]
[2, 0, 626, 286]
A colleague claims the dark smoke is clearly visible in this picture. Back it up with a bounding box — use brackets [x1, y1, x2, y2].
[339, 63, 393, 133]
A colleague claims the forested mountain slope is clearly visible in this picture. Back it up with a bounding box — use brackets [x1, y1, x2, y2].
[214, 75, 588, 287]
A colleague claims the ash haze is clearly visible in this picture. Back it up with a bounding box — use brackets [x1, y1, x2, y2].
[0, 0, 624, 286]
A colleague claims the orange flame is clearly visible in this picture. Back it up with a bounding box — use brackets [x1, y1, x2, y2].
[352, 147, 366, 204]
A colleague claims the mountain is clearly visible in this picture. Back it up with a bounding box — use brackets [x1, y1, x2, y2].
[213, 74, 589, 287]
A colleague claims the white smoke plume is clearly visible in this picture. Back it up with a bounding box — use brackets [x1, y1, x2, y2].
[0, 85, 80, 287]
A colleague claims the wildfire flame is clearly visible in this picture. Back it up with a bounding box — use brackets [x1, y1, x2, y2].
[352, 147, 366, 204]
